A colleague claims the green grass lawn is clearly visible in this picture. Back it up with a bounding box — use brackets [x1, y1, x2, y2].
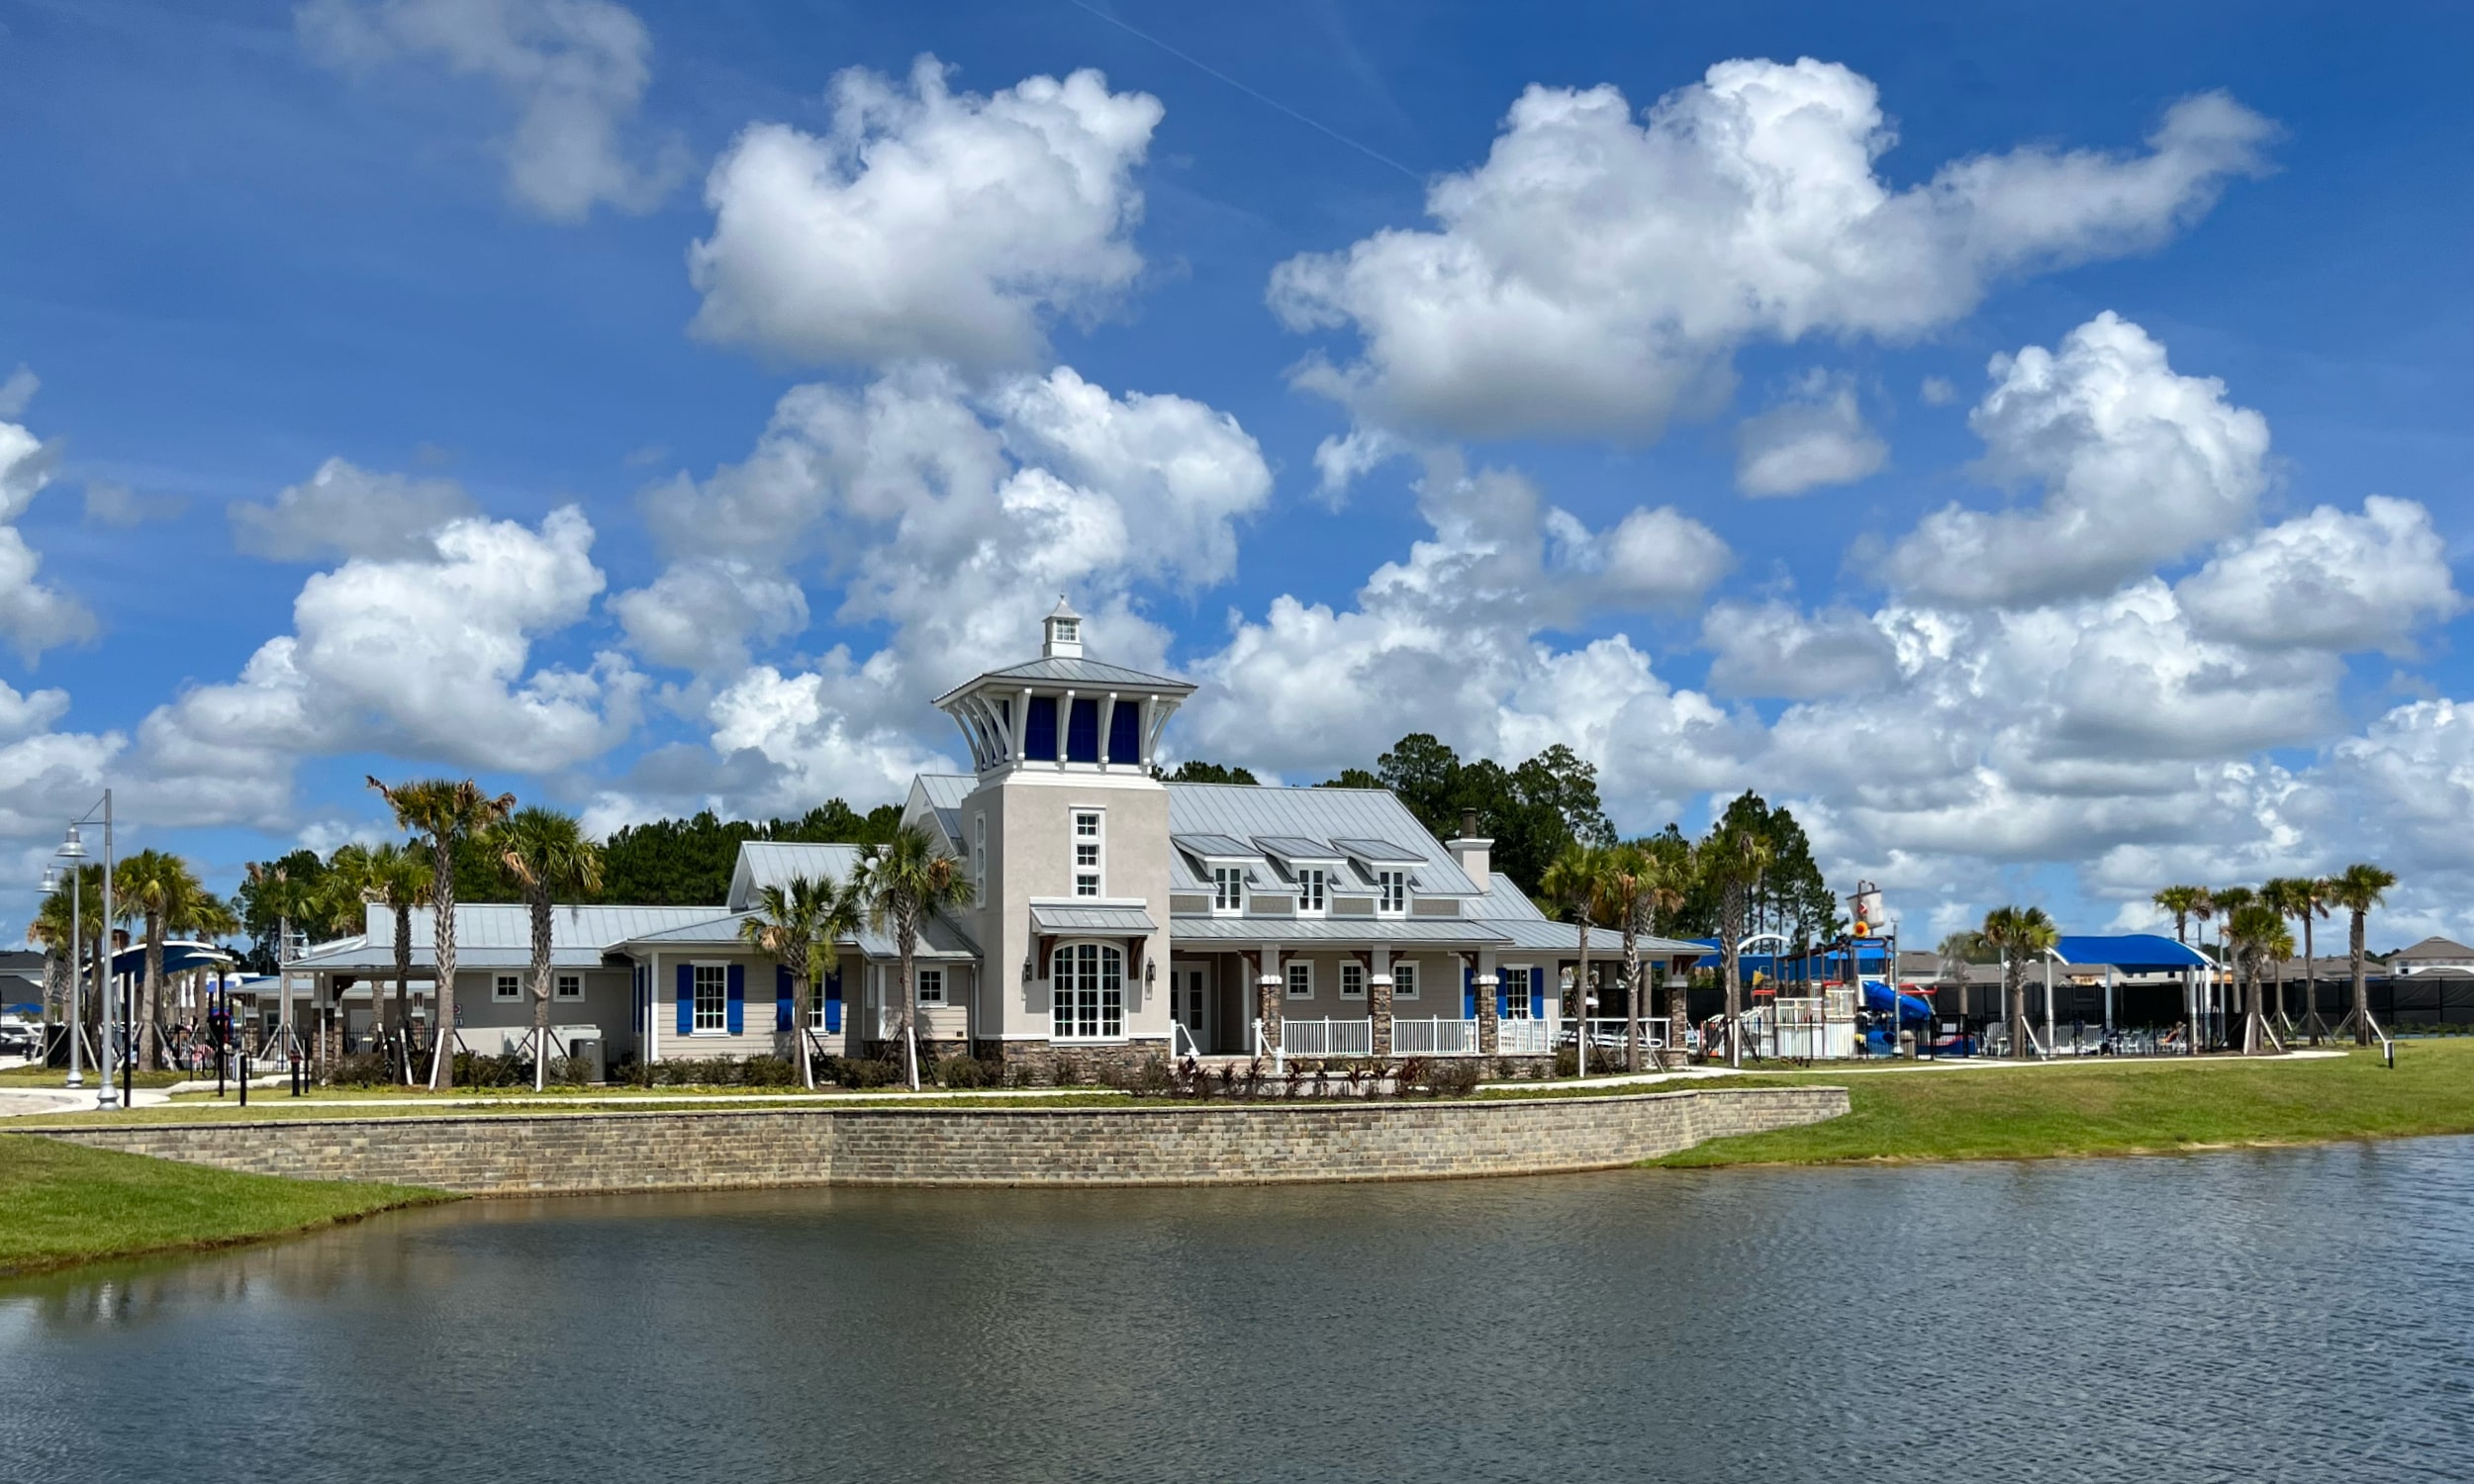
[0, 1136, 453, 1275]
[0, 1064, 187, 1089]
[1655, 1041, 2474, 1166]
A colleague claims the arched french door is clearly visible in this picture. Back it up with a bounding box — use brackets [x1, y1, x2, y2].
[1052, 942, 1125, 1040]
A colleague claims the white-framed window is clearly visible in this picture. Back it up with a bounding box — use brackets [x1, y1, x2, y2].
[1501, 966, 1532, 1019]
[973, 813, 988, 901]
[1296, 868, 1327, 916]
[1052, 942, 1123, 1039]
[1053, 617, 1079, 646]
[1393, 961, 1419, 1000]
[555, 973, 582, 1000]
[493, 973, 521, 1002]
[1377, 870, 1408, 916]
[1340, 962, 1366, 999]
[809, 972, 836, 1031]
[916, 968, 945, 1006]
[693, 964, 727, 1032]
[1286, 961, 1313, 999]
[1212, 865, 1245, 914]
[1072, 810, 1103, 897]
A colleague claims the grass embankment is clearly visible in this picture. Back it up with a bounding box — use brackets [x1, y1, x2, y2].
[0, 1136, 453, 1276]
[1656, 1041, 2474, 1167]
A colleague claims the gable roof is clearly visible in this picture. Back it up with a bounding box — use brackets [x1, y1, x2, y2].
[728, 842, 868, 912]
[291, 903, 727, 973]
[2391, 935, 2474, 961]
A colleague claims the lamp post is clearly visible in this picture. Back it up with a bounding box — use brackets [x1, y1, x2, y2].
[65, 791, 115, 1107]
[48, 854, 83, 1089]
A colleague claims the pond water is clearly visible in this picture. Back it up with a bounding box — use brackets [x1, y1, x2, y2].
[4, 1140, 2471, 1483]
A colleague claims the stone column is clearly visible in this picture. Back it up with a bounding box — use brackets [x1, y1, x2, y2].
[1476, 948, 1500, 1057]
[1369, 946, 1393, 1059]
[1257, 945, 1284, 1060]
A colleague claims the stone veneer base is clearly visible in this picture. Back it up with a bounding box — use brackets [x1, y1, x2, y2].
[33, 1086, 1848, 1196]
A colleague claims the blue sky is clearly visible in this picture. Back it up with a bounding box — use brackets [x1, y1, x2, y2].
[2, 0, 2470, 944]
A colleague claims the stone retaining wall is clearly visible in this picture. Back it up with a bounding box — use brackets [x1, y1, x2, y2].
[34, 1085, 1847, 1196]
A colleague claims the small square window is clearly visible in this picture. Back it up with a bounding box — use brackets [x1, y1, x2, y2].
[1340, 963, 1365, 999]
[1393, 962, 1419, 1000]
[916, 968, 945, 1006]
[493, 974, 521, 1002]
[554, 974, 582, 1000]
[1212, 865, 1245, 913]
[1285, 961, 1312, 999]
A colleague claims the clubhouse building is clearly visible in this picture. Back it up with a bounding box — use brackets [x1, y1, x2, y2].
[289, 604, 1696, 1076]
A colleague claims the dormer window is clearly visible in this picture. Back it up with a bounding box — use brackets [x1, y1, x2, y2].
[1296, 868, 1327, 916]
[1377, 870, 1408, 916]
[1212, 866, 1245, 914]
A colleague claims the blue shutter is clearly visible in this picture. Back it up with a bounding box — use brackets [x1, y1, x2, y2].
[824, 970, 843, 1034]
[726, 964, 745, 1035]
[1464, 965, 1476, 1019]
[675, 964, 693, 1036]
[776, 966, 793, 1033]
[1529, 968, 1544, 1020]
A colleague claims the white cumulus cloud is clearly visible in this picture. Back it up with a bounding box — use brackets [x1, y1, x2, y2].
[299, 0, 688, 221]
[2177, 495, 2459, 653]
[1271, 58, 2270, 445]
[229, 456, 480, 561]
[0, 397, 95, 664]
[1733, 371, 1887, 497]
[688, 57, 1162, 371]
[1883, 312, 2270, 607]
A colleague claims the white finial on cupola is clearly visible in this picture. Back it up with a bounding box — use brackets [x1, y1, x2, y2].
[1043, 595, 1084, 659]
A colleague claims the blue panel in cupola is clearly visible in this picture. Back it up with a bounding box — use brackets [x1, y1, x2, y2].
[1106, 701, 1141, 764]
[1066, 698, 1102, 762]
[1024, 696, 1058, 760]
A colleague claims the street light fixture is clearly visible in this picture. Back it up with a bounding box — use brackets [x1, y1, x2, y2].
[63, 793, 115, 1107]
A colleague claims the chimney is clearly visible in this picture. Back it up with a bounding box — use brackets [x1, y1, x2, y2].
[1446, 809, 1491, 893]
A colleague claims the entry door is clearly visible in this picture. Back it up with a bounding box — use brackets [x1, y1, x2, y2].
[1176, 966, 1210, 1053]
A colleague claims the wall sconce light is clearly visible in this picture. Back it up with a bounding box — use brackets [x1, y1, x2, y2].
[1020, 956, 1035, 984]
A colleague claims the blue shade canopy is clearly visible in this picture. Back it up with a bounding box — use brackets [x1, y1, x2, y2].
[109, 941, 238, 977]
[2052, 934, 2213, 972]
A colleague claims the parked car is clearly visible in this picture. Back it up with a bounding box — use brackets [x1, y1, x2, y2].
[0, 1024, 37, 1057]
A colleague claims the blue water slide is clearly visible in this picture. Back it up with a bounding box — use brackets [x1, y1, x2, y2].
[1859, 978, 1937, 1026]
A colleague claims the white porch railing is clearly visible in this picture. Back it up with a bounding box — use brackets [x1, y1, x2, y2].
[1280, 1017, 1373, 1059]
[1497, 1019, 1555, 1055]
[1391, 1017, 1480, 1057]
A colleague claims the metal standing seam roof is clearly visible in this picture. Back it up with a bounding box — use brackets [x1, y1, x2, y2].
[346, 903, 729, 952]
[1252, 835, 1348, 863]
[1164, 784, 1480, 896]
[618, 908, 982, 962]
[1167, 916, 1513, 945]
[1171, 832, 1262, 860]
[932, 654, 1197, 705]
[1029, 903, 1159, 934]
[1331, 837, 1426, 864]
[728, 842, 869, 909]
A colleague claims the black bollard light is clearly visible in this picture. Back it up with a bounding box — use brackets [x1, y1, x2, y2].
[238, 1052, 248, 1107]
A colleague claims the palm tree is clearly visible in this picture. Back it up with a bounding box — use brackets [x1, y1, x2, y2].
[368, 777, 516, 1090]
[488, 807, 605, 1092]
[1601, 842, 1685, 1072]
[1980, 905, 2059, 1059]
[740, 873, 861, 1088]
[361, 843, 433, 1077]
[2226, 901, 2283, 1055]
[2293, 875, 2332, 1042]
[2326, 863, 2398, 1046]
[2258, 878, 2317, 1032]
[857, 822, 976, 1090]
[1541, 843, 1614, 1078]
[1707, 824, 1771, 1067]
[2152, 884, 2204, 945]
[114, 850, 208, 1069]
